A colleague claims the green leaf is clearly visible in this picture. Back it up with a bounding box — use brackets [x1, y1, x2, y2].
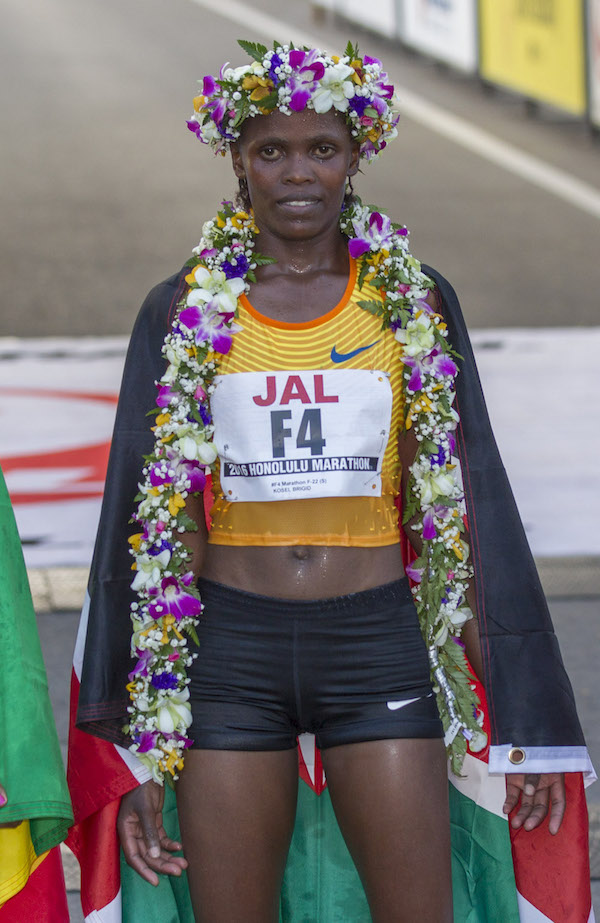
[258, 90, 279, 111]
[357, 299, 384, 317]
[252, 254, 277, 266]
[357, 259, 370, 290]
[177, 511, 199, 532]
[237, 40, 267, 62]
[187, 624, 200, 647]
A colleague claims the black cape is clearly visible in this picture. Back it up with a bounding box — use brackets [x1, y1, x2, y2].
[76, 264, 587, 774]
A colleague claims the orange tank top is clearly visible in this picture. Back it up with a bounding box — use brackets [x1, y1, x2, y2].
[207, 258, 405, 547]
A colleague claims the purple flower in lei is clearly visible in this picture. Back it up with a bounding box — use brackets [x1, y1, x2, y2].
[128, 648, 154, 682]
[148, 538, 173, 558]
[149, 463, 174, 488]
[430, 445, 446, 469]
[348, 95, 370, 118]
[268, 52, 283, 85]
[179, 301, 237, 355]
[163, 447, 207, 493]
[348, 210, 395, 259]
[134, 729, 159, 754]
[422, 508, 437, 541]
[156, 384, 179, 409]
[221, 253, 250, 280]
[288, 49, 326, 111]
[148, 575, 203, 621]
[405, 562, 424, 584]
[151, 672, 180, 692]
[403, 344, 458, 393]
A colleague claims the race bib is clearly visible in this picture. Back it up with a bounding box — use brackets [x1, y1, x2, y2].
[211, 369, 392, 502]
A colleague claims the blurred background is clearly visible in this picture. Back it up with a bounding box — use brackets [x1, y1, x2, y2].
[0, 0, 599, 917]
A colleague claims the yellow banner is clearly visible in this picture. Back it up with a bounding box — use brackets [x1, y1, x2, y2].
[480, 0, 586, 115]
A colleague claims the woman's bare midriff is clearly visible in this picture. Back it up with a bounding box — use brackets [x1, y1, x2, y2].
[200, 542, 407, 600]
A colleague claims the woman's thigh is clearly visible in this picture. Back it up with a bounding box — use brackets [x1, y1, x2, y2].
[176, 748, 298, 923]
[322, 737, 452, 923]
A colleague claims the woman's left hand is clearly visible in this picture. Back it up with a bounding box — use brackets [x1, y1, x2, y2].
[503, 772, 565, 835]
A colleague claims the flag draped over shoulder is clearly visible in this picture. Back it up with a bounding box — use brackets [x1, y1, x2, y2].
[67, 266, 595, 922]
[0, 466, 73, 919]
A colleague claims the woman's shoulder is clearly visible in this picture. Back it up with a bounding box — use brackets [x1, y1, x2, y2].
[135, 265, 189, 331]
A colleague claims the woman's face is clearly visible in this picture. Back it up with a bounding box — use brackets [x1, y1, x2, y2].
[231, 108, 360, 244]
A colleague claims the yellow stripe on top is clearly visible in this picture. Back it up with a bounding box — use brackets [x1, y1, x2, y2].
[208, 257, 405, 547]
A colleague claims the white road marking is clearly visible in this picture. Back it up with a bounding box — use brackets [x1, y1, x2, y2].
[187, 0, 600, 221]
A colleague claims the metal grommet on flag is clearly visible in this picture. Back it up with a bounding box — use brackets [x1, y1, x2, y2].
[508, 747, 526, 765]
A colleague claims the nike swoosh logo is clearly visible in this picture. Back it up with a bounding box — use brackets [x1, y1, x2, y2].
[386, 693, 432, 711]
[330, 340, 380, 363]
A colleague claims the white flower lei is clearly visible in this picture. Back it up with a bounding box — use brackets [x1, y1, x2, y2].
[125, 197, 485, 783]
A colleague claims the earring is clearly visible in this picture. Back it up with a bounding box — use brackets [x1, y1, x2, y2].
[345, 176, 354, 197]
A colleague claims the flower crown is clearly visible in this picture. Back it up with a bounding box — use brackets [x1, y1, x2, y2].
[186, 40, 400, 162]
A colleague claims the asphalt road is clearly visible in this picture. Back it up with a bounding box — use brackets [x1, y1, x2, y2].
[1, 0, 599, 337]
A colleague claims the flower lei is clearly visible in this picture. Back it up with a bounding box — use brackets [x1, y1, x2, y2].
[125, 197, 485, 783]
[186, 40, 400, 163]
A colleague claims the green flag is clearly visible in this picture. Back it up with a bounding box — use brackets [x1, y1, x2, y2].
[0, 465, 73, 853]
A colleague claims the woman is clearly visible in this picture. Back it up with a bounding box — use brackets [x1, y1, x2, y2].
[74, 42, 592, 922]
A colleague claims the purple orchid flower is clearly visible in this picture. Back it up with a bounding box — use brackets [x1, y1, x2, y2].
[174, 732, 195, 749]
[203, 75, 217, 96]
[179, 301, 236, 355]
[422, 508, 436, 541]
[148, 575, 203, 621]
[288, 49, 325, 111]
[129, 648, 154, 682]
[156, 384, 178, 409]
[135, 730, 159, 753]
[186, 119, 202, 139]
[348, 210, 394, 258]
[149, 463, 174, 488]
[163, 447, 207, 493]
[405, 562, 423, 584]
[196, 247, 218, 261]
[403, 345, 458, 392]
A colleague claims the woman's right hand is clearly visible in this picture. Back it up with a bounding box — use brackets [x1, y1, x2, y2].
[117, 779, 188, 885]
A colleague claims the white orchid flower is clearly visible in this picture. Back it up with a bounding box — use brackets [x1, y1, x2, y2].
[395, 314, 436, 356]
[187, 266, 246, 313]
[312, 64, 355, 113]
[131, 552, 169, 592]
[156, 688, 193, 734]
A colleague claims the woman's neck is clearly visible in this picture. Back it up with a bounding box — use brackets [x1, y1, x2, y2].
[254, 225, 349, 280]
